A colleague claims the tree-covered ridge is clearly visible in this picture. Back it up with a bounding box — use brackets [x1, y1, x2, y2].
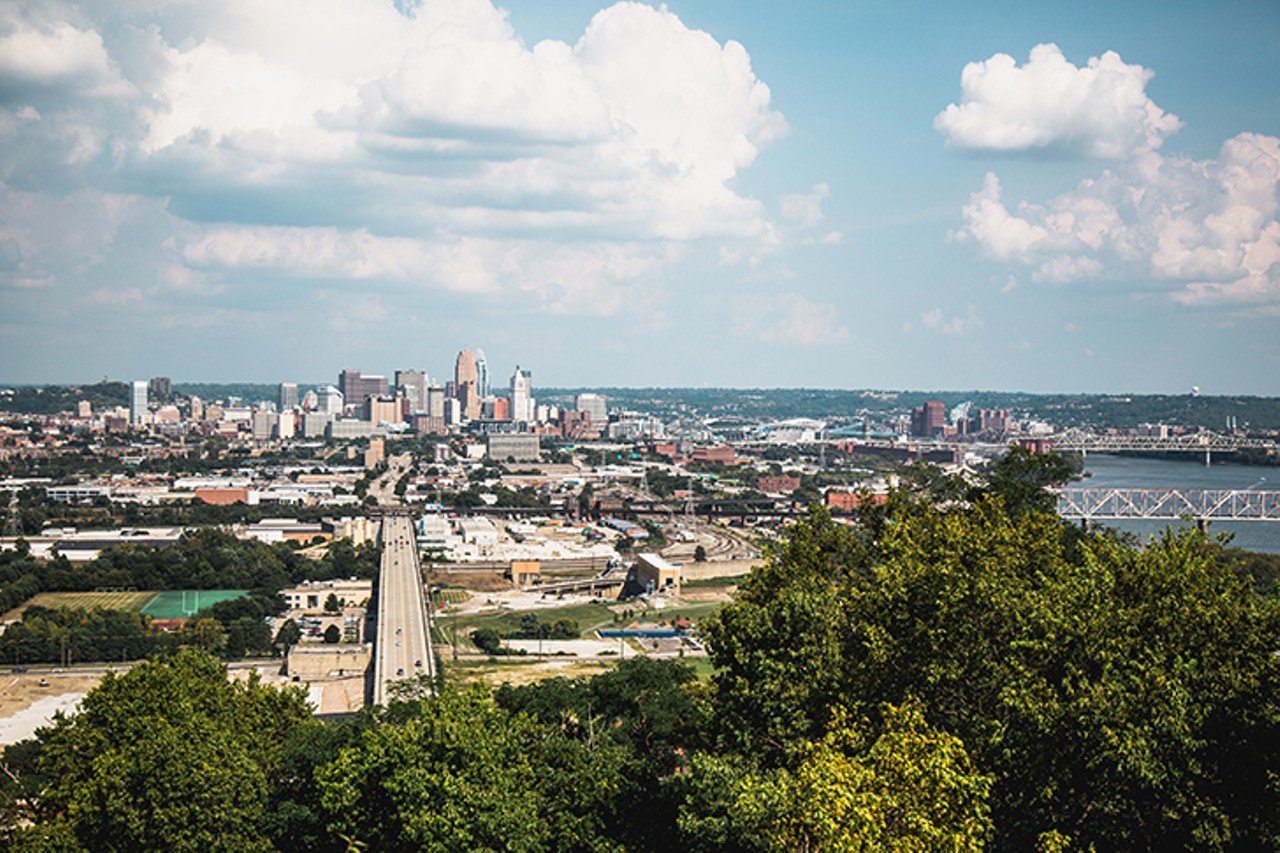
[6, 381, 1280, 429]
[545, 386, 1280, 430]
[2, 456, 1278, 849]
[0, 382, 129, 415]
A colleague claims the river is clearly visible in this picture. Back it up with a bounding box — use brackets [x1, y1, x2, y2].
[1077, 454, 1280, 554]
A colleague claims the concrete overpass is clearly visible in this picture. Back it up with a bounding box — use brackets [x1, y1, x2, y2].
[372, 514, 434, 706]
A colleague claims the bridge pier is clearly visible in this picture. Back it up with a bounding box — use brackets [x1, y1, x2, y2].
[1079, 518, 1089, 532]
[1196, 517, 1209, 534]
[1205, 449, 1212, 467]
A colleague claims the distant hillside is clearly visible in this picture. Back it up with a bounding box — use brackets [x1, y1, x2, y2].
[544, 387, 1280, 431]
[172, 383, 318, 404]
[0, 381, 129, 414]
[4, 381, 1279, 430]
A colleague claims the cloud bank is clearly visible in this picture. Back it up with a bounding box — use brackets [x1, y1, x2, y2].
[955, 133, 1280, 308]
[0, 0, 812, 323]
[942, 44, 1280, 312]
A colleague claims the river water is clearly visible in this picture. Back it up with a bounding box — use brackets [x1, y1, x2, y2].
[1076, 454, 1280, 554]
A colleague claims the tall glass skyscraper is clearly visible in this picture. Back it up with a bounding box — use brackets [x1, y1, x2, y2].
[475, 349, 489, 399]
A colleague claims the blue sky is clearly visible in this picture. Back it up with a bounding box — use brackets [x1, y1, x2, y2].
[0, 0, 1277, 392]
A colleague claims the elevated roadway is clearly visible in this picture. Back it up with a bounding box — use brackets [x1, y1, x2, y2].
[372, 514, 434, 706]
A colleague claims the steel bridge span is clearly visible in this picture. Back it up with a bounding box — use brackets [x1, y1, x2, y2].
[1056, 488, 1280, 529]
[1049, 430, 1276, 466]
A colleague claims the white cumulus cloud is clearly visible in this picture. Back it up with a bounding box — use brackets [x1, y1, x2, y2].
[954, 132, 1280, 307]
[935, 43, 1181, 159]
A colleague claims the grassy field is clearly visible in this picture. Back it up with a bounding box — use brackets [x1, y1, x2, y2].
[456, 602, 622, 637]
[430, 589, 472, 606]
[3, 591, 156, 620]
[141, 590, 248, 619]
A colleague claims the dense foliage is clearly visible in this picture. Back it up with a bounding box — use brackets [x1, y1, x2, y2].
[0, 533, 378, 662]
[0, 382, 129, 415]
[2, 454, 1278, 849]
[545, 386, 1280, 431]
[1, 531, 377, 602]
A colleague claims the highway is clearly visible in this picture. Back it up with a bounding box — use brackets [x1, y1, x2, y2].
[372, 514, 434, 705]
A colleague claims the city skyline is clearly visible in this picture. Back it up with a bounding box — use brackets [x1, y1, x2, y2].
[0, 0, 1278, 394]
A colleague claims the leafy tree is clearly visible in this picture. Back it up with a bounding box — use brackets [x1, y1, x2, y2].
[274, 618, 302, 650]
[978, 445, 1076, 517]
[694, 544, 708, 562]
[16, 650, 311, 851]
[470, 628, 502, 655]
[679, 702, 991, 850]
[317, 686, 625, 851]
[704, 497, 1280, 849]
[190, 617, 226, 655]
[323, 592, 341, 614]
[323, 624, 340, 644]
[496, 657, 709, 848]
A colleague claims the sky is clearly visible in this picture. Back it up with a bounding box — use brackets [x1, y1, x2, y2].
[0, 0, 1278, 393]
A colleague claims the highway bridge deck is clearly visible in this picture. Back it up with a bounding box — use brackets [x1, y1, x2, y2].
[372, 515, 434, 706]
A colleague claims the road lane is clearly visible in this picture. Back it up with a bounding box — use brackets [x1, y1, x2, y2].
[373, 514, 434, 705]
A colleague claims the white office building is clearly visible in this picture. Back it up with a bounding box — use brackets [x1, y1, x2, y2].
[317, 384, 344, 414]
[130, 380, 148, 425]
[510, 366, 534, 423]
[575, 393, 608, 425]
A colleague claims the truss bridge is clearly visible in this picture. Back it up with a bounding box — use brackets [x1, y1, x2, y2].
[1056, 488, 1280, 528]
[1050, 430, 1276, 465]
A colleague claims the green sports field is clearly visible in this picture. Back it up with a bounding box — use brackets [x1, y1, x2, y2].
[3, 589, 250, 621]
[3, 590, 156, 620]
[141, 590, 249, 619]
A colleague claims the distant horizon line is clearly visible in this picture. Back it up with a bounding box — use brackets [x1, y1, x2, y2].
[1, 380, 1273, 400]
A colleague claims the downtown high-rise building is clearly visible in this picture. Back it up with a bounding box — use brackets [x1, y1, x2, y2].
[425, 386, 446, 419]
[395, 369, 429, 413]
[454, 349, 480, 420]
[575, 393, 608, 425]
[475, 349, 489, 399]
[338, 369, 388, 408]
[510, 365, 534, 423]
[317, 384, 344, 414]
[130, 380, 148, 425]
[277, 382, 299, 412]
[910, 401, 947, 437]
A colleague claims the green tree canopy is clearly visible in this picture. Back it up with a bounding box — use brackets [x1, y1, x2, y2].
[704, 496, 1280, 849]
[17, 650, 311, 851]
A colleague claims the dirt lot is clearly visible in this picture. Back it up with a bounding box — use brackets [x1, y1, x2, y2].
[451, 657, 618, 687]
[0, 673, 104, 744]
